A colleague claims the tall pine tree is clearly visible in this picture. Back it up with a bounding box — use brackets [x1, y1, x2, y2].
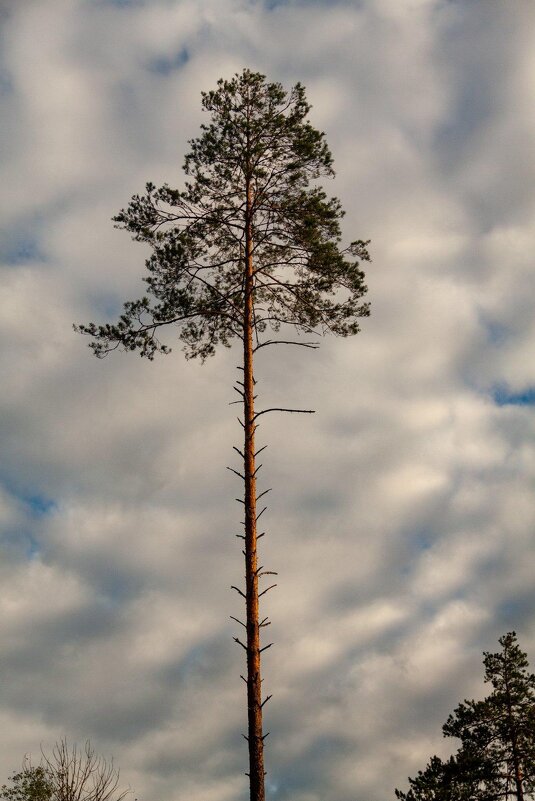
[77, 68, 369, 801]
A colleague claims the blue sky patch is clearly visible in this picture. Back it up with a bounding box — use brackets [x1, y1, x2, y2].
[492, 384, 535, 407]
[1, 528, 43, 560]
[0, 230, 45, 266]
[147, 48, 189, 76]
[25, 532, 42, 559]
[482, 317, 509, 346]
[25, 493, 56, 517]
[0, 69, 13, 95]
[90, 291, 124, 321]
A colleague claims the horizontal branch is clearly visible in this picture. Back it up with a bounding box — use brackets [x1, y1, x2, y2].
[254, 339, 320, 352]
[230, 615, 246, 628]
[233, 637, 248, 651]
[254, 407, 315, 420]
[231, 585, 246, 599]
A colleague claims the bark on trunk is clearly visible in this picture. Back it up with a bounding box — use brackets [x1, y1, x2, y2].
[243, 179, 266, 801]
[504, 668, 524, 801]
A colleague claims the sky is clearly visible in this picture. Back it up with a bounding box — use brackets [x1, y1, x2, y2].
[0, 1, 534, 800]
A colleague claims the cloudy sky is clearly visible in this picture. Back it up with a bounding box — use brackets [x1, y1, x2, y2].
[1, 1, 534, 800]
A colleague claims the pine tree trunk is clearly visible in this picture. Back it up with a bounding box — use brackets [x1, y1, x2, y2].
[243, 179, 266, 801]
[504, 668, 524, 801]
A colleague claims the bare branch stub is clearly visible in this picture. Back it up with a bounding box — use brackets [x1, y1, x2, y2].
[258, 584, 277, 598]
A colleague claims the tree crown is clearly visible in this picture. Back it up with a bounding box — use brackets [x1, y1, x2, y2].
[76, 68, 369, 360]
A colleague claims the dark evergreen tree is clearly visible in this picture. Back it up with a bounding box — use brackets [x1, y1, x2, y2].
[396, 632, 535, 801]
[76, 68, 369, 801]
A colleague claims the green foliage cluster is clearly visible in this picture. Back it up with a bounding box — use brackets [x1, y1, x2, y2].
[0, 766, 52, 801]
[396, 633, 535, 801]
[76, 68, 369, 360]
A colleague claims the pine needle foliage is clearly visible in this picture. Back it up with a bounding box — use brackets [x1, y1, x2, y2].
[76, 68, 369, 359]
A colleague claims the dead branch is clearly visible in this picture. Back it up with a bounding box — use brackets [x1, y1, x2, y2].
[227, 466, 245, 479]
[254, 339, 319, 352]
[253, 407, 315, 420]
